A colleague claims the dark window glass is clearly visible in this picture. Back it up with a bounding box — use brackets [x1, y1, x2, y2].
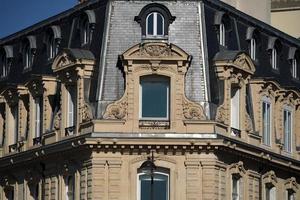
[139, 173, 168, 200]
[140, 76, 169, 119]
[147, 13, 154, 35]
[157, 13, 163, 35]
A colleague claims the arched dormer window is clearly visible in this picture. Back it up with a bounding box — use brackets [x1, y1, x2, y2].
[146, 12, 164, 37]
[267, 37, 281, 71]
[246, 27, 260, 61]
[79, 10, 96, 46]
[44, 26, 61, 59]
[21, 36, 36, 70]
[288, 47, 299, 79]
[135, 3, 175, 39]
[214, 11, 231, 47]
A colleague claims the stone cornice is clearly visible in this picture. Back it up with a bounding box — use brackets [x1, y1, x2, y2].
[0, 133, 300, 174]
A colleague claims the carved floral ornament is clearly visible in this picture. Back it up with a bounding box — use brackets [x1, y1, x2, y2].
[0, 86, 27, 106]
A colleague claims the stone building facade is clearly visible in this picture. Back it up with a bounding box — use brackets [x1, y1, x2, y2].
[0, 0, 300, 200]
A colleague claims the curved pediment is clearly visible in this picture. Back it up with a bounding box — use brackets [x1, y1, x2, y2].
[214, 51, 256, 77]
[52, 48, 95, 72]
[122, 42, 191, 61]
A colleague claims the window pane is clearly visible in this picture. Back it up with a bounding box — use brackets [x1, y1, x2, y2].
[141, 76, 169, 119]
[230, 87, 240, 129]
[147, 13, 154, 35]
[140, 173, 168, 200]
[157, 13, 164, 36]
[262, 102, 271, 145]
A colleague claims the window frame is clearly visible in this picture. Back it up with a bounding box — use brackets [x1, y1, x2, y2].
[265, 184, 276, 200]
[271, 48, 278, 70]
[262, 97, 272, 146]
[48, 33, 58, 60]
[139, 75, 170, 121]
[219, 23, 226, 46]
[250, 38, 256, 60]
[82, 17, 90, 45]
[283, 106, 293, 153]
[66, 85, 77, 131]
[12, 105, 19, 145]
[65, 175, 75, 200]
[146, 12, 165, 37]
[23, 42, 33, 69]
[230, 86, 240, 131]
[34, 97, 43, 139]
[291, 58, 298, 79]
[231, 175, 240, 200]
[0, 52, 8, 77]
[137, 170, 170, 200]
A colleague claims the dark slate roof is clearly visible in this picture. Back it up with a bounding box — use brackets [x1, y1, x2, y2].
[204, 0, 300, 46]
[65, 48, 95, 60]
[213, 50, 247, 62]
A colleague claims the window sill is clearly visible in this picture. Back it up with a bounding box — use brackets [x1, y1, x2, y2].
[139, 120, 170, 129]
[142, 35, 168, 42]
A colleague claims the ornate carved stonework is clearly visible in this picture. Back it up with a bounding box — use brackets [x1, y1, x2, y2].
[140, 44, 171, 57]
[285, 177, 298, 191]
[216, 105, 227, 123]
[54, 110, 61, 130]
[245, 112, 253, 132]
[182, 97, 206, 120]
[82, 103, 93, 122]
[103, 96, 128, 120]
[229, 161, 246, 175]
[263, 170, 278, 185]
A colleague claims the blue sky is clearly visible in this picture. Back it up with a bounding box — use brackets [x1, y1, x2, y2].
[0, 0, 77, 39]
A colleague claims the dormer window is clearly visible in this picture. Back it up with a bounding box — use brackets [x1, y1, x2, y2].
[268, 37, 281, 71]
[24, 42, 32, 69]
[271, 48, 278, 70]
[0, 50, 8, 77]
[48, 34, 58, 59]
[140, 75, 169, 120]
[80, 10, 96, 46]
[135, 3, 175, 39]
[146, 12, 164, 37]
[22, 36, 36, 70]
[292, 58, 297, 79]
[250, 38, 256, 60]
[219, 23, 225, 46]
[44, 26, 61, 59]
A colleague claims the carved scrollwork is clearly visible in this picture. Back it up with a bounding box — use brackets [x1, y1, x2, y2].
[82, 103, 93, 122]
[285, 177, 299, 191]
[229, 161, 246, 175]
[103, 97, 128, 120]
[140, 44, 171, 57]
[216, 104, 227, 124]
[245, 112, 253, 132]
[182, 97, 206, 120]
[263, 170, 278, 185]
[53, 110, 61, 130]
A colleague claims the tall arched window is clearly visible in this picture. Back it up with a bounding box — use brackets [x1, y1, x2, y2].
[271, 48, 278, 70]
[138, 170, 169, 200]
[48, 33, 58, 59]
[66, 176, 75, 200]
[82, 18, 90, 45]
[139, 75, 170, 120]
[0, 51, 7, 77]
[146, 12, 164, 37]
[219, 23, 225, 46]
[24, 41, 32, 69]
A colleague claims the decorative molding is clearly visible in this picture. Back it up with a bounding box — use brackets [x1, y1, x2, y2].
[103, 96, 128, 120]
[228, 161, 246, 175]
[53, 110, 61, 130]
[182, 97, 206, 120]
[262, 170, 278, 186]
[285, 177, 299, 192]
[81, 103, 93, 122]
[245, 112, 253, 132]
[216, 104, 227, 123]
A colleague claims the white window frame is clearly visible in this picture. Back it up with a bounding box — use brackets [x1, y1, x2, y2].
[146, 12, 165, 37]
[232, 175, 240, 200]
[250, 38, 256, 60]
[66, 175, 75, 200]
[34, 97, 42, 138]
[82, 19, 90, 45]
[1, 53, 8, 77]
[262, 97, 272, 146]
[266, 185, 276, 200]
[139, 76, 169, 121]
[137, 171, 170, 200]
[219, 23, 225, 46]
[66, 86, 76, 129]
[271, 48, 277, 70]
[48, 34, 57, 59]
[12, 105, 19, 144]
[292, 58, 297, 79]
[230, 87, 240, 130]
[283, 106, 293, 153]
